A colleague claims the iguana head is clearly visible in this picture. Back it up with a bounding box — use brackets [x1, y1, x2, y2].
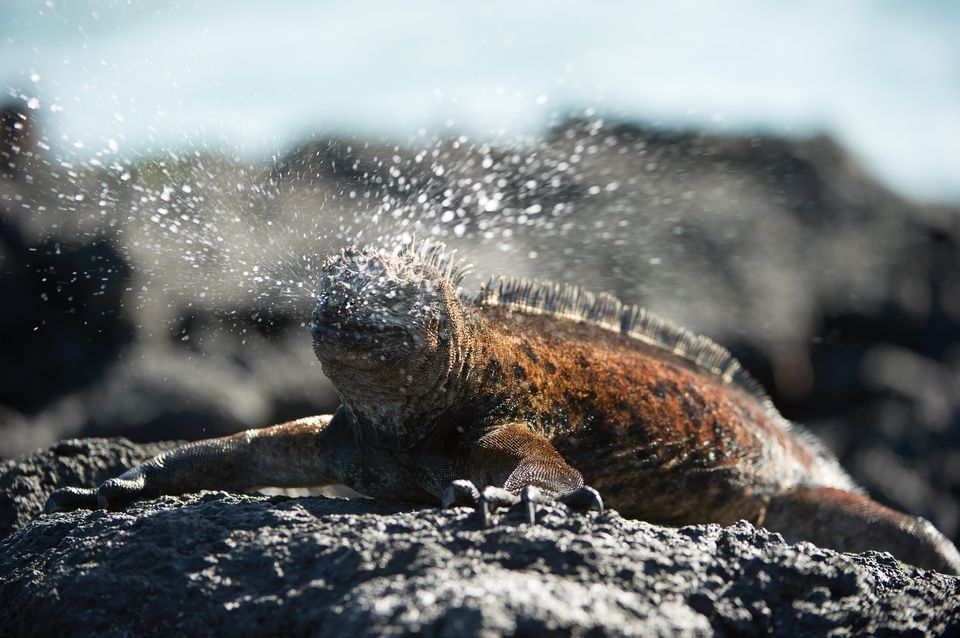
[311, 242, 471, 444]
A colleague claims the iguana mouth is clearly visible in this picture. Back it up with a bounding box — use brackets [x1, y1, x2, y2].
[311, 322, 375, 343]
[311, 320, 407, 346]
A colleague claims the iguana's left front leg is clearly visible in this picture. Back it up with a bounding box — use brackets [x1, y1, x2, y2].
[45, 415, 340, 512]
[441, 422, 603, 526]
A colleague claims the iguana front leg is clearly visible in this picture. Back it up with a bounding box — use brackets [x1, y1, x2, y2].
[441, 422, 603, 526]
[45, 415, 340, 512]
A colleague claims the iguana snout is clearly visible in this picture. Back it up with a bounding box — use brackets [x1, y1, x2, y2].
[310, 245, 472, 439]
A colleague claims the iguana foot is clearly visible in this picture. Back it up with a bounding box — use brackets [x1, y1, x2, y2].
[441, 479, 604, 528]
[44, 486, 100, 513]
[45, 477, 145, 513]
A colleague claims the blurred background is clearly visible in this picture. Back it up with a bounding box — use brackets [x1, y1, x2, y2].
[1, 1, 959, 543]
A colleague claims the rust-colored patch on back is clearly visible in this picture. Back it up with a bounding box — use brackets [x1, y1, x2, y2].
[473, 307, 823, 525]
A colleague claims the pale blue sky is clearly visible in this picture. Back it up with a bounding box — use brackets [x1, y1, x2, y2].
[3, 0, 959, 201]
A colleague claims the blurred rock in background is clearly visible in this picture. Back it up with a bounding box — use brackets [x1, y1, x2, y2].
[1, 110, 958, 544]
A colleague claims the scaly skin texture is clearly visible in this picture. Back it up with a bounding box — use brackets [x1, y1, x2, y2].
[46, 244, 960, 575]
[478, 308, 829, 526]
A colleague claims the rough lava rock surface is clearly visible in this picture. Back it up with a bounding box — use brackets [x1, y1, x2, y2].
[1, 439, 958, 637]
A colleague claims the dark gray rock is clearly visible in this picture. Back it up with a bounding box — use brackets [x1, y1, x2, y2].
[0, 211, 133, 414]
[1, 439, 958, 637]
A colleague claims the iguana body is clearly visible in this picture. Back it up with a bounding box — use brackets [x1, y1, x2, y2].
[46, 244, 960, 574]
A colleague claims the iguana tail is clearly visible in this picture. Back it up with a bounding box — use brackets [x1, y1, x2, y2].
[762, 486, 960, 575]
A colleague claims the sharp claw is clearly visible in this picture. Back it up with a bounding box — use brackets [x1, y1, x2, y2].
[442, 479, 481, 509]
[442, 481, 604, 528]
[558, 486, 604, 516]
[521, 485, 545, 525]
[477, 486, 519, 529]
[479, 497, 492, 529]
[523, 496, 536, 525]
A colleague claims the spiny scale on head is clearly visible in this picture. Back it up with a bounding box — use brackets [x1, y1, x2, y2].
[403, 236, 472, 289]
[325, 239, 471, 290]
[476, 275, 773, 410]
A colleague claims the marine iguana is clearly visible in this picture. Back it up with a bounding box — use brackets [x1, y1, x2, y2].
[46, 242, 960, 574]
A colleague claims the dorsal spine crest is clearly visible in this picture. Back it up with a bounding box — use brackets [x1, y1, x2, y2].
[403, 236, 472, 288]
[476, 276, 771, 407]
